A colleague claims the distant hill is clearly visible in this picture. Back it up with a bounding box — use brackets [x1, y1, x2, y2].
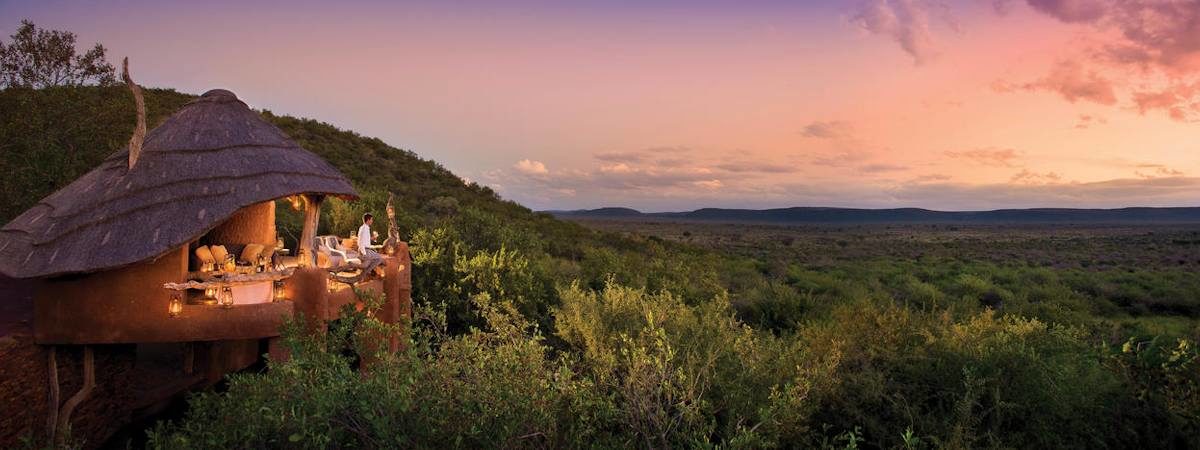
[549, 206, 1200, 224]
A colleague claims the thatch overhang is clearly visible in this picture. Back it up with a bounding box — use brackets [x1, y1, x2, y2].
[0, 89, 357, 279]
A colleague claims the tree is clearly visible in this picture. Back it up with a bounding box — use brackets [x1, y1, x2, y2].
[0, 20, 116, 89]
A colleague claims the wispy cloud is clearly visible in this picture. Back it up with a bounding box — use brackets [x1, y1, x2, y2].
[1074, 114, 1108, 129]
[992, 0, 1200, 120]
[1009, 169, 1063, 184]
[513, 159, 548, 175]
[1000, 59, 1117, 105]
[859, 163, 910, 173]
[714, 161, 797, 174]
[945, 147, 1021, 167]
[851, 0, 951, 65]
[594, 146, 691, 164]
[1135, 163, 1185, 178]
[800, 120, 854, 139]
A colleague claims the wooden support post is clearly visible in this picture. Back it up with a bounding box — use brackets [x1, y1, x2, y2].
[297, 195, 323, 267]
[45, 346, 59, 446]
[56, 346, 95, 447]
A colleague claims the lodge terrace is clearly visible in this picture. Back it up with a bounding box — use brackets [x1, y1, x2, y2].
[0, 81, 411, 447]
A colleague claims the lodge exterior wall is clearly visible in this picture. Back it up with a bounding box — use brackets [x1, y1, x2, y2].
[202, 201, 276, 246]
[33, 245, 294, 345]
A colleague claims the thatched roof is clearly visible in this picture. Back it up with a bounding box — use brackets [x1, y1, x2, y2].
[0, 89, 357, 278]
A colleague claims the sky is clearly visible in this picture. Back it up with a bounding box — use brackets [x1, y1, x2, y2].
[1, 0, 1198, 211]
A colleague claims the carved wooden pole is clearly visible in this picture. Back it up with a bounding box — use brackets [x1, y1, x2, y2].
[45, 347, 59, 446]
[382, 193, 401, 256]
[121, 58, 146, 170]
[56, 346, 94, 447]
[297, 195, 323, 267]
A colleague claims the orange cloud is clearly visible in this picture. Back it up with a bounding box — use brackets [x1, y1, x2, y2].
[945, 148, 1021, 167]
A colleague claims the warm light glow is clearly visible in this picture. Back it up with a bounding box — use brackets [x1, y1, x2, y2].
[273, 280, 287, 302]
[204, 286, 218, 299]
[169, 294, 183, 317]
[288, 195, 304, 211]
[220, 287, 234, 308]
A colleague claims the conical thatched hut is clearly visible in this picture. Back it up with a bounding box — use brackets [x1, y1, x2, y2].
[0, 88, 357, 345]
[0, 89, 355, 279]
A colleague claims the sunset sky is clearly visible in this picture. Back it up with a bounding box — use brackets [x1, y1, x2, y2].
[2, 0, 1197, 211]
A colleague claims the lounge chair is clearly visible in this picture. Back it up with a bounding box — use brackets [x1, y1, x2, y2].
[315, 235, 361, 268]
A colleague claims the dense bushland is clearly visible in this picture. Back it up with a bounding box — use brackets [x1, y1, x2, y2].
[4, 86, 1198, 448]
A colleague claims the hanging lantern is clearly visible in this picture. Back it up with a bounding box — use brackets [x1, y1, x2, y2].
[169, 293, 183, 317]
[220, 286, 234, 308]
[272, 280, 287, 302]
[288, 195, 304, 211]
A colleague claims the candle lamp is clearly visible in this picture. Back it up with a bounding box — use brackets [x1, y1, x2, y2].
[219, 286, 234, 308]
[272, 280, 287, 302]
[169, 293, 183, 317]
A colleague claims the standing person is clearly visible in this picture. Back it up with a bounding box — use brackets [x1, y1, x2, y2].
[358, 213, 383, 275]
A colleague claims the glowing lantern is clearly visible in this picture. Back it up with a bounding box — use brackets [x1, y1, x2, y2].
[204, 286, 218, 301]
[169, 294, 183, 317]
[219, 286, 234, 308]
[273, 280, 287, 302]
[223, 254, 236, 273]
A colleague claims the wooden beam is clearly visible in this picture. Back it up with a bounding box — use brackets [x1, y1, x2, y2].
[297, 195, 323, 267]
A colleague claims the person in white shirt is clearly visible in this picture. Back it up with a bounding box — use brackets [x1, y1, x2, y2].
[357, 213, 383, 274]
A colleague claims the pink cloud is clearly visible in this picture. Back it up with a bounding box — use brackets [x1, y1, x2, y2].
[1009, 169, 1063, 184]
[1025, 0, 1108, 23]
[999, 0, 1200, 120]
[800, 120, 854, 139]
[852, 0, 943, 65]
[513, 159, 548, 175]
[1132, 82, 1200, 121]
[1022, 60, 1118, 105]
[945, 147, 1022, 167]
[1073, 114, 1108, 129]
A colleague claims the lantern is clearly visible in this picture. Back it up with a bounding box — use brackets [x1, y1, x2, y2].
[169, 293, 183, 317]
[273, 280, 287, 302]
[223, 254, 236, 273]
[219, 286, 234, 308]
[204, 286, 218, 301]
